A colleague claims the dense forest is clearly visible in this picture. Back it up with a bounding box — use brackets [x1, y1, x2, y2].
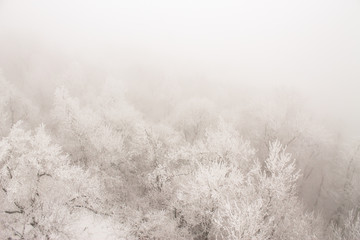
[0, 72, 359, 239]
[1, 0, 360, 239]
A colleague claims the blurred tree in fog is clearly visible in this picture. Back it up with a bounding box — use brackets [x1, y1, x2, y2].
[0, 73, 39, 136]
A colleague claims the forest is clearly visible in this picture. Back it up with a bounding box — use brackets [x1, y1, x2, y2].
[0, 72, 359, 239]
[1, 0, 360, 239]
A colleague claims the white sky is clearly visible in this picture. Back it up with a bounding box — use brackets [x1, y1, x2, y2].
[0, 0, 360, 134]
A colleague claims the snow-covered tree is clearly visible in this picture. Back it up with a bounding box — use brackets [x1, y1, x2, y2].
[212, 141, 323, 240]
[328, 210, 360, 240]
[174, 141, 323, 240]
[0, 122, 101, 240]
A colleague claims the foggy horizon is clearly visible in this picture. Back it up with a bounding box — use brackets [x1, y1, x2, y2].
[1, 0, 360, 136]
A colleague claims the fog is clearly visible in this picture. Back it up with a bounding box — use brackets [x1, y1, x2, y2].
[1, 1, 360, 239]
[1, 0, 360, 134]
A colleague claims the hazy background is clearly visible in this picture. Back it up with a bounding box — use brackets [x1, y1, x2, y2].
[0, 0, 359, 136]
